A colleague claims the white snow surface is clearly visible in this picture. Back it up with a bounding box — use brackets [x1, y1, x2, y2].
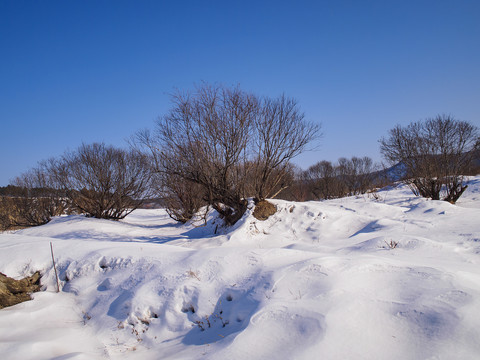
[1, 177, 480, 359]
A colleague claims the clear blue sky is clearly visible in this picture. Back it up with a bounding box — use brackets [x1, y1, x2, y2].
[1, 0, 479, 186]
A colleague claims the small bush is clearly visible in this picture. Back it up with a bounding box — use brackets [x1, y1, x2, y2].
[50, 143, 153, 220]
[380, 115, 479, 203]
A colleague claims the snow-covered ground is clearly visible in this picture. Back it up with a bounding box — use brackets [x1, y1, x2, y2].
[1, 177, 480, 360]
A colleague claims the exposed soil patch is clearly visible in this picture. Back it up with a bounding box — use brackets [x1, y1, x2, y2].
[253, 200, 277, 221]
[0, 271, 41, 309]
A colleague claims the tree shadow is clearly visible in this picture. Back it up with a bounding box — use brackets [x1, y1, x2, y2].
[50, 230, 185, 244]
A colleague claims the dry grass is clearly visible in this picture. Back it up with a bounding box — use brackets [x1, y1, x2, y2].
[253, 200, 277, 221]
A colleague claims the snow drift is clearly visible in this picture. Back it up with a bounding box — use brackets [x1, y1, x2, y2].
[1, 177, 480, 359]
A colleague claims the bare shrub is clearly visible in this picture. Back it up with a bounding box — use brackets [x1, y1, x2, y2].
[384, 239, 398, 249]
[50, 143, 153, 219]
[380, 115, 479, 203]
[0, 166, 68, 230]
[160, 173, 206, 223]
[136, 83, 320, 225]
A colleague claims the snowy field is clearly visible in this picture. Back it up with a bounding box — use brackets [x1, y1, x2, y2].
[1, 177, 480, 360]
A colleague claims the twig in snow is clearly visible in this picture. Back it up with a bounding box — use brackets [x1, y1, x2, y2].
[384, 239, 398, 249]
[50, 242, 60, 293]
[187, 269, 201, 281]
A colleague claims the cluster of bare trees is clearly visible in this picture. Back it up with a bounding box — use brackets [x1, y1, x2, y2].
[0, 167, 68, 230]
[380, 115, 479, 203]
[292, 115, 479, 204]
[1, 84, 319, 229]
[278, 156, 380, 201]
[305, 156, 379, 199]
[2, 87, 479, 232]
[135, 84, 320, 225]
[278, 115, 479, 204]
[0, 143, 152, 230]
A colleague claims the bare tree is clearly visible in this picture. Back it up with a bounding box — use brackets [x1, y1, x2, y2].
[150, 84, 258, 225]
[50, 143, 153, 219]
[380, 115, 479, 203]
[135, 83, 320, 225]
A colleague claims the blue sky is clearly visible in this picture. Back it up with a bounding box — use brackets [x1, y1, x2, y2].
[1, 0, 479, 186]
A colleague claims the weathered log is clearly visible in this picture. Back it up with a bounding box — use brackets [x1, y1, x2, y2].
[0, 271, 41, 309]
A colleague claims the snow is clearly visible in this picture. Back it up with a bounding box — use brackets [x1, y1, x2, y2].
[1, 177, 480, 359]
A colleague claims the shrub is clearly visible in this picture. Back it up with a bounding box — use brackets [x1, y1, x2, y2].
[49, 143, 153, 219]
[380, 115, 479, 203]
[136, 83, 320, 225]
[0, 167, 68, 231]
